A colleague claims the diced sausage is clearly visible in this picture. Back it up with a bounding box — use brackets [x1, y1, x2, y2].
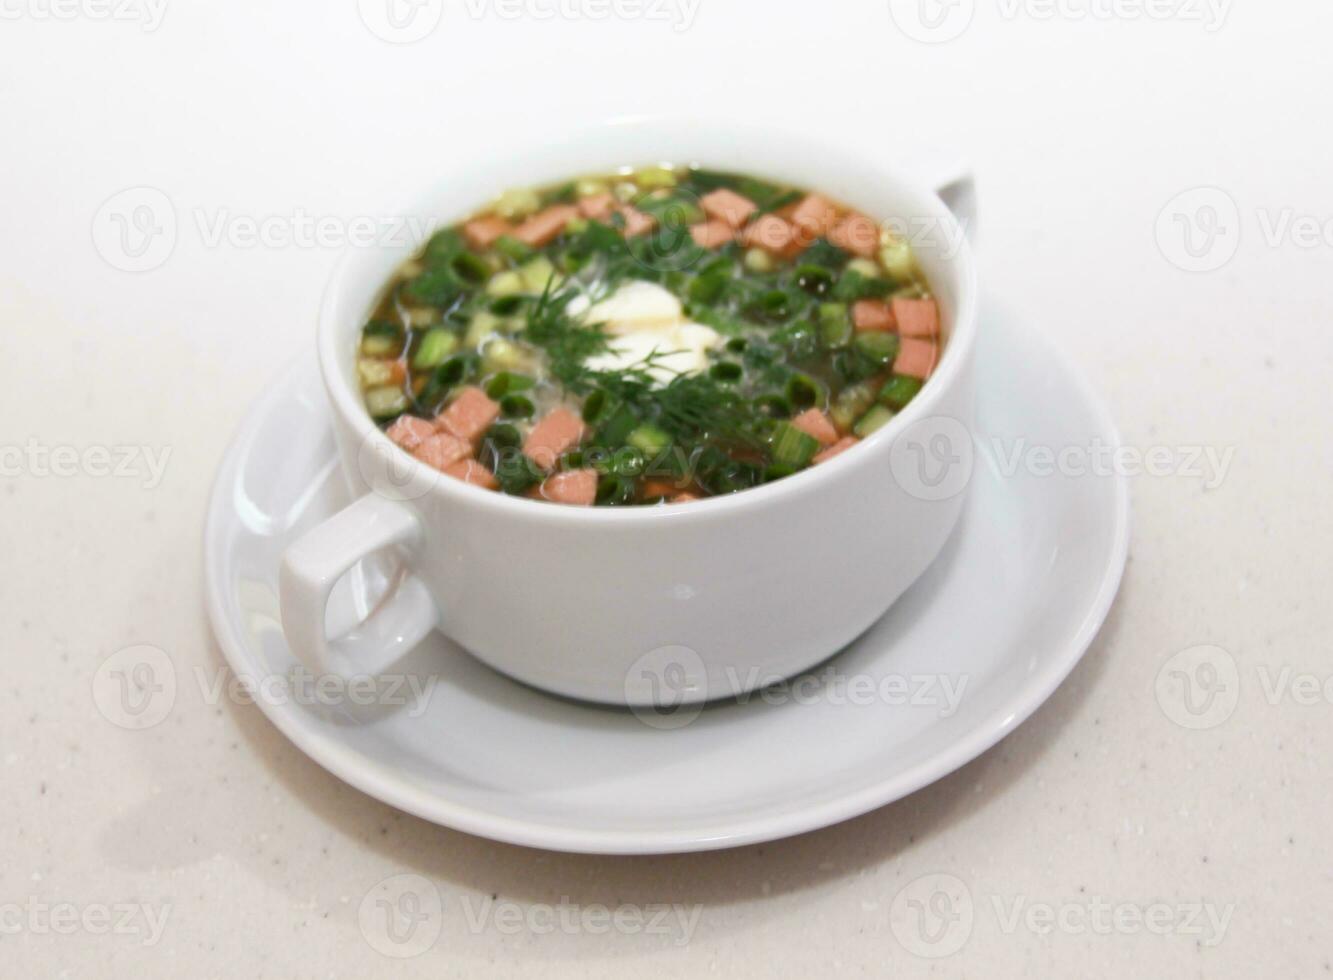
[617, 205, 656, 238]
[412, 432, 472, 471]
[791, 408, 839, 447]
[578, 193, 616, 221]
[893, 338, 937, 379]
[537, 469, 598, 506]
[852, 299, 896, 332]
[744, 214, 796, 255]
[436, 386, 500, 446]
[385, 415, 436, 451]
[671, 493, 700, 504]
[462, 215, 513, 251]
[513, 205, 580, 247]
[892, 297, 940, 338]
[443, 459, 499, 491]
[690, 220, 736, 249]
[700, 188, 757, 229]
[813, 436, 859, 465]
[523, 407, 586, 469]
[790, 193, 840, 243]
[829, 213, 880, 257]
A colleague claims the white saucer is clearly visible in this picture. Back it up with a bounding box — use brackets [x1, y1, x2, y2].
[204, 301, 1129, 855]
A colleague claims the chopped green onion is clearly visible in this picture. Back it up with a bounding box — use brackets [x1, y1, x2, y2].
[582, 389, 609, 423]
[592, 406, 639, 448]
[485, 422, 522, 449]
[499, 394, 535, 419]
[819, 303, 853, 348]
[853, 405, 894, 438]
[451, 251, 491, 285]
[832, 269, 892, 302]
[854, 331, 901, 366]
[879, 374, 924, 411]
[709, 361, 743, 383]
[831, 382, 877, 430]
[769, 421, 820, 468]
[412, 329, 459, 370]
[596, 473, 639, 505]
[754, 394, 792, 418]
[795, 264, 834, 295]
[494, 235, 535, 264]
[785, 374, 822, 409]
[485, 372, 535, 399]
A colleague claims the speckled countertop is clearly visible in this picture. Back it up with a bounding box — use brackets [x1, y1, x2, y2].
[2, 1, 1330, 976]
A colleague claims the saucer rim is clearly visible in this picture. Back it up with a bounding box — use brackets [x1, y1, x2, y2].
[203, 314, 1130, 855]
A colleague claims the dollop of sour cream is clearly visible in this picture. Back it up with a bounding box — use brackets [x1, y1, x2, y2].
[568, 280, 721, 384]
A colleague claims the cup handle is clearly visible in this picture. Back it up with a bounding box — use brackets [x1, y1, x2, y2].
[279, 493, 438, 677]
[902, 151, 978, 246]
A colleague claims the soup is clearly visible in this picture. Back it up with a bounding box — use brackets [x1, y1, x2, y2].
[357, 165, 942, 505]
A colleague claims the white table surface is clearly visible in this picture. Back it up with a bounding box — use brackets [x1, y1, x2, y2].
[3, 0, 1330, 975]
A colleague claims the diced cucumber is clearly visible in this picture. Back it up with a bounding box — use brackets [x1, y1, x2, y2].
[576, 178, 609, 198]
[465, 311, 503, 348]
[853, 405, 894, 438]
[412, 329, 459, 371]
[357, 358, 399, 387]
[879, 240, 917, 281]
[494, 187, 540, 220]
[360, 320, 404, 357]
[364, 385, 408, 420]
[481, 338, 531, 373]
[627, 423, 671, 457]
[744, 248, 775, 274]
[486, 270, 525, 297]
[518, 256, 559, 293]
[636, 166, 678, 190]
[847, 257, 882, 279]
[407, 307, 438, 328]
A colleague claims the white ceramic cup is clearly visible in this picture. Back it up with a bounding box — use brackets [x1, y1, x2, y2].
[279, 117, 978, 706]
